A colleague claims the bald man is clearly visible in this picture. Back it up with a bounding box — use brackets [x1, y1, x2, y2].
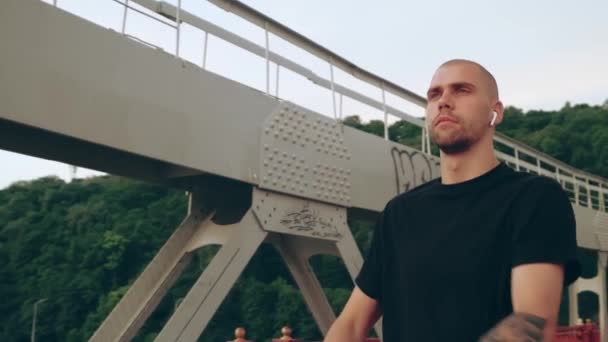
[324, 60, 580, 341]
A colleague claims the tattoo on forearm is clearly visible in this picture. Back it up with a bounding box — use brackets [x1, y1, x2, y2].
[479, 313, 546, 342]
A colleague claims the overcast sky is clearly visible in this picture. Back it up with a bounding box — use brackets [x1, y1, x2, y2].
[1, 0, 607, 189]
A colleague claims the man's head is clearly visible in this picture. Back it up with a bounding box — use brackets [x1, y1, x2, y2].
[425, 59, 503, 154]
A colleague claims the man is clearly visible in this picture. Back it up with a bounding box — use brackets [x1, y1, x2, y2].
[324, 59, 580, 341]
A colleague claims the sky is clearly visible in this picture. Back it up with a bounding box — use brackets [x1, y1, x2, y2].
[1, 0, 607, 189]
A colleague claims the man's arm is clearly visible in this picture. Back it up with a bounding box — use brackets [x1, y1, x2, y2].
[479, 263, 565, 341]
[324, 286, 381, 342]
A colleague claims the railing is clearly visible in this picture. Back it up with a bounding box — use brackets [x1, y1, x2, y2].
[226, 325, 380, 342]
[226, 323, 600, 342]
[494, 134, 608, 211]
[555, 323, 600, 342]
[47, 0, 608, 212]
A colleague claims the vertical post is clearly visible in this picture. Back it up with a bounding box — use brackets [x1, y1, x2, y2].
[121, 0, 129, 34]
[426, 127, 431, 155]
[599, 186, 606, 212]
[264, 22, 270, 95]
[421, 127, 426, 153]
[339, 93, 343, 120]
[31, 306, 37, 342]
[574, 176, 580, 205]
[68, 165, 77, 182]
[381, 84, 388, 141]
[514, 149, 520, 171]
[559, 170, 570, 200]
[175, 0, 181, 57]
[275, 64, 280, 97]
[202, 32, 209, 69]
[31, 298, 47, 342]
[586, 178, 592, 208]
[587, 178, 599, 209]
[536, 158, 542, 175]
[329, 58, 337, 119]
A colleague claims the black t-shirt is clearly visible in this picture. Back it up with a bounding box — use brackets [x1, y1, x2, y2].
[355, 162, 580, 341]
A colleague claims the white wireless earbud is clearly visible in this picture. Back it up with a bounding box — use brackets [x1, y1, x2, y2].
[490, 111, 497, 127]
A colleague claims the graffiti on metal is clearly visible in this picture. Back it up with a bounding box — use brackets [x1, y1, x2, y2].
[280, 203, 342, 239]
[391, 147, 438, 194]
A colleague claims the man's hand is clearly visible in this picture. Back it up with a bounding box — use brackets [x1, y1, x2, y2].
[478, 312, 546, 341]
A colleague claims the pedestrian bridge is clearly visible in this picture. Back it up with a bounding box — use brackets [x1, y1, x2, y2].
[1, 0, 607, 341]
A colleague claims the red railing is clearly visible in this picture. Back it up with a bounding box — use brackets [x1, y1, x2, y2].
[555, 324, 599, 342]
[228, 325, 599, 341]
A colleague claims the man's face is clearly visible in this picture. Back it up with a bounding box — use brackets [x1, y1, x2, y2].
[425, 63, 495, 154]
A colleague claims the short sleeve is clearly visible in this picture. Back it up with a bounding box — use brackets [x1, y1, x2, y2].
[510, 177, 581, 286]
[355, 201, 391, 303]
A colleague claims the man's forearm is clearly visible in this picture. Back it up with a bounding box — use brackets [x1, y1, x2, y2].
[324, 318, 367, 342]
[478, 312, 547, 342]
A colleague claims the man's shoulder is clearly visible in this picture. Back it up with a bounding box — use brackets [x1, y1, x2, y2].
[504, 169, 572, 212]
[508, 169, 566, 195]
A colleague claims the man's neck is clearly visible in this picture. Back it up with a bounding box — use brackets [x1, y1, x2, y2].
[439, 140, 499, 185]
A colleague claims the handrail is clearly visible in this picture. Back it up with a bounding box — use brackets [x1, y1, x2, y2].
[494, 133, 608, 185]
[206, 0, 428, 108]
[497, 151, 606, 210]
[109, 0, 176, 29]
[143, 0, 425, 127]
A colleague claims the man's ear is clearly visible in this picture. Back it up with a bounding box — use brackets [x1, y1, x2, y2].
[493, 101, 505, 126]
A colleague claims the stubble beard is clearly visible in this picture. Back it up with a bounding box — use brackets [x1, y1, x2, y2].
[429, 124, 475, 155]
